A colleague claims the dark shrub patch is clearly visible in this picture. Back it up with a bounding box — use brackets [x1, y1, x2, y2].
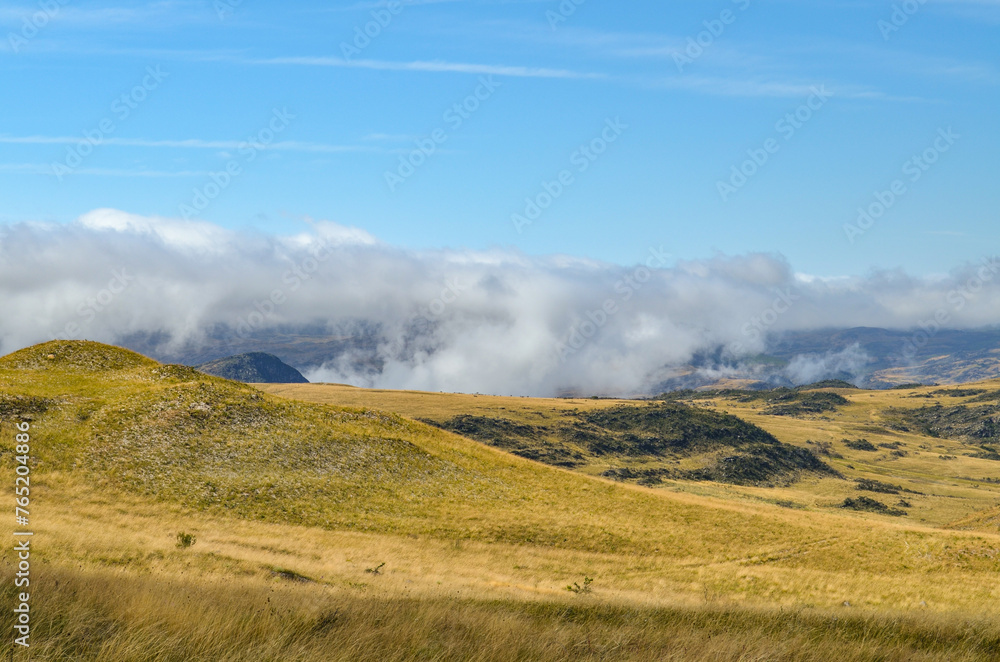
[855, 479, 902, 495]
[580, 402, 780, 455]
[680, 444, 840, 487]
[0, 393, 53, 418]
[971, 446, 1000, 461]
[841, 496, 906, 516]
[439, 402, 838, 488]
[930, 388, 988, 398]
[844, 438, 878, 452]
[800, 380, 858, 390]
[885, 403, 1000, 442]
[431, 416, 585, 467]
[764, 392, 849, 417]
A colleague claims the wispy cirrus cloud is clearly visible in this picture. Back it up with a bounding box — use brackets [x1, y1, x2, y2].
[3, 39, 607, 81]
[0, 163, 211, 177]
[0, 135, 381, 154]
[243, 55, 606, 79]
[649, 75, 928, 102]
[0, 1, 208, 28]
[931, 0, 1000, 21]
[314, 0, 465, 11]
[0, 132, 394, 178]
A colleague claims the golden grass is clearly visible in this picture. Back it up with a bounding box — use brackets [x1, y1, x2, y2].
[259, 382, 1000, 528]
[5, 474, 1000, 661]
[4, 342, 1000, 658]
[258, 383, 635, 424]
[6, 563, 1000, 661]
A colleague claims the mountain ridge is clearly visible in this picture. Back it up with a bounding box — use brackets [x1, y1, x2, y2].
[113, 326, 1000, 395]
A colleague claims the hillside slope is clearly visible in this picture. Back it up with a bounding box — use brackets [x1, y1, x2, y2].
[5, 342, 1000, 660]
[1, 340, 840, 555]
[428, 402, 839, 487]
[261, 380, 1000, 529]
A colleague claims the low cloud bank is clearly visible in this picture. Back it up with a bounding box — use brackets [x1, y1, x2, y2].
[1, 209, 998, 395]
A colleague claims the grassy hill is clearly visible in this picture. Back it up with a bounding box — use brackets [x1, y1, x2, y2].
[262, 380, 1000, 529]
[4, 342, 1000, 660]
[426, 401, 839, 487]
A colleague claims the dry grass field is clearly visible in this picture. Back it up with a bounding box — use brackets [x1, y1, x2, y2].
[261, 381, 1000, 529]
[3, 341, 1000, 660]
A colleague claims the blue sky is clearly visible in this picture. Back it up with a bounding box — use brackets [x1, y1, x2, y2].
[1, 0, 998, 277]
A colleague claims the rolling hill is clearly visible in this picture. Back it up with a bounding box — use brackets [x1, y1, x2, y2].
[261, 380, 1000, 530]
[4, 341, 1000, 660]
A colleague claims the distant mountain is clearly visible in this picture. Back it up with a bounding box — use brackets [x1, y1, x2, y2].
[120, 325, 1000, 394]
[197, 352, 308, 384]
[653, 327, 1000, 393]
[119, 324, 382, 379]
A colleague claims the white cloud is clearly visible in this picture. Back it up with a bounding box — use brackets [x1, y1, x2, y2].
[245, 56, 605, 80]
[0, 135, 378, 154]
[77, 208, 234, 253]
[0, 2, 208, 28]
[2, 210, 999, 396]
